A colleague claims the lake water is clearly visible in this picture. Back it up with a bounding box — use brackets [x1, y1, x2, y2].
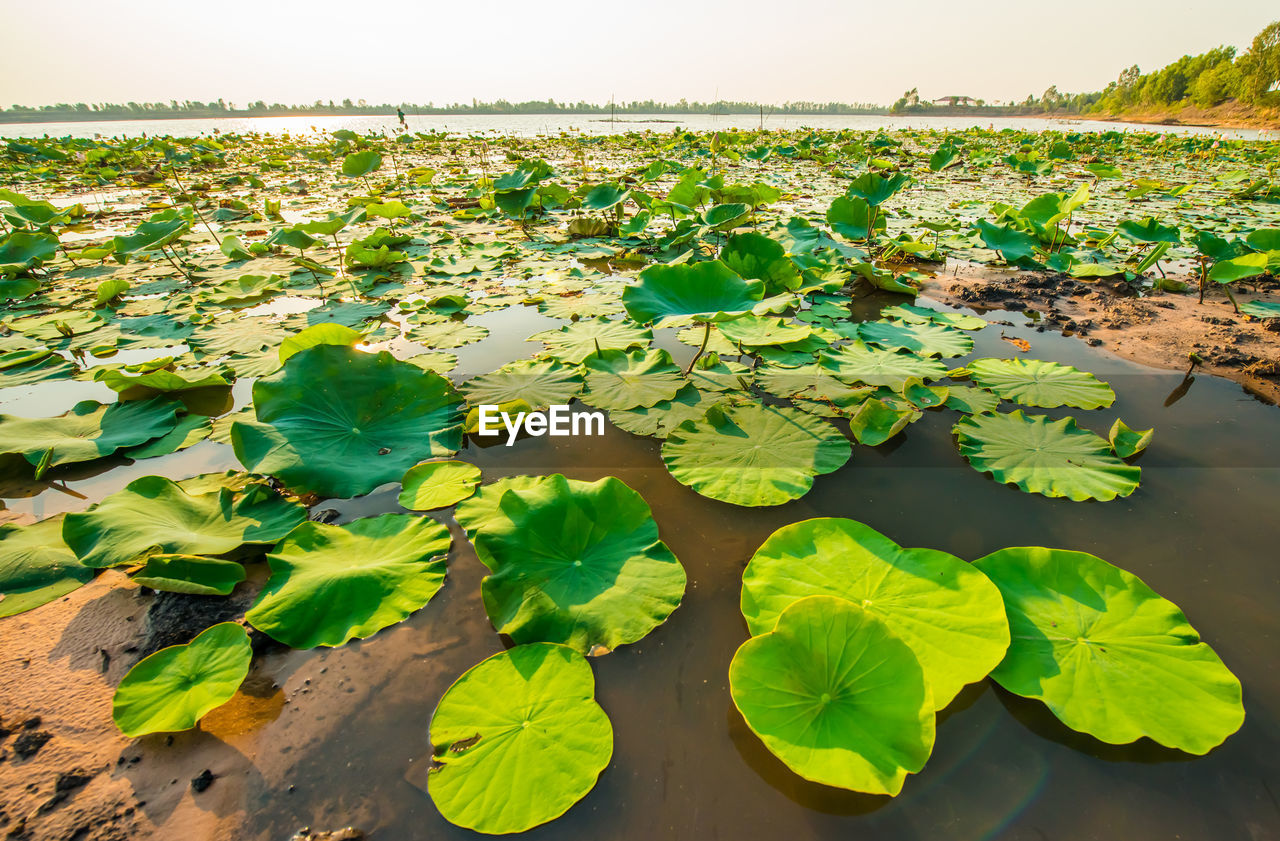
[0, 113, 1272, 140]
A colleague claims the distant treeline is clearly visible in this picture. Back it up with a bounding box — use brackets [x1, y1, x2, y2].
[0, 98, 889, 124]
[891, 19, 1280, 117]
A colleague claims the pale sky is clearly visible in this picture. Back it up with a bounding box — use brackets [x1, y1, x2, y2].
[1, 0, 1275, 108]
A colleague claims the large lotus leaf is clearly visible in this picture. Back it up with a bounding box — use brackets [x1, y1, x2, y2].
[662, 403, 851, 506]
[406, 319, 489, 349]
[454, 475, 556, 541]
[0, 231, 60, 271]
[721, 232, 802, 294]
[113, 218, 189, 255]
[826, 195, 886, 241]
[0, 397, 178, 473]
[341, 150, 382, 178]
[111, 622, 251, 737]
[0, 348, 75, 388]
[428, 643, 613, 834]
[966, 358, 1115, 409]
[232, 345, 464, 498]
[975, 219, 1040, 267]
[246, 514, 451, 648]
[880, 303, 987, 331]
[1117, 217, 1181, 245]
[819, 341, 949, 389]
[845, 171, 911, 206]
[279, 323, 364, 363]
[686, 357, 752, 392]
[62, 476, 306, 568]
[622, 260, 764, 326]
[132, 554, 247, 596]
[1239, 300, 1280, 319]
[461, 358, 582, 409]
[0, 515, 93, 617]
[729, 596, 935, 795]
[608, 385, 730, 439]
[93, 366, 230, 397]
[1209, 253, 1268, 283]
[755, 362, 873, 404]
[973, 547, 1244, 754]
[717, 314, 813, 348]
[8, 310, 105, 342]
[580, 347, 684, 410]
[741, 518, 1009, 709]
[398, 460, 482, 511]
[472, 474, 686, 654]
[856, 320, 973, 359]
[530, 317, 652, 364]
[954, 410, 1140, 502]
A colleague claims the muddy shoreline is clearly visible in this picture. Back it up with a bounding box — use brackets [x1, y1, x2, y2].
[927, 266, 1280, 405]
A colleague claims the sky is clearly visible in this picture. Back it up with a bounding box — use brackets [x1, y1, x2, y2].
[0, 0, 1275, 108]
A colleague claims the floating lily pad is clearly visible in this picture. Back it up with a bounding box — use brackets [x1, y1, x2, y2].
[973, 547, 1245, 754]
[112, 622, 252, 738]
[953, 410, 1141, 502]
[132, 554, 247, 596]
[232, 345, 463, 498]
[428, 643, 613, 834]
[622, 260, 764, 326]
[0, 397, 179, 475]
[820, 341, 949, 388]
[398, 460, 482, 510]
[472, 474, 686, 654]
[529, 317, 652, 363]
[62, 476, 306, 569]
[856, 320, 974, 358]
[461, 358, 582, 409]
[580, 347, 684, 410]
[741, 518, 1009, 708]
[729, 596, 935, 795]
[0, 515, 92, 617]
[247, 514, 452, 648]
[662, 403, 851, 506]
[966, 358, 1115, 409]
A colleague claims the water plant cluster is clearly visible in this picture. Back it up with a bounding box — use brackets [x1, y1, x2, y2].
[0, 121, 1273, 833]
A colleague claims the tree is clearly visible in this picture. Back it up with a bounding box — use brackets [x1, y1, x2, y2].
[1238, 20, 1280, 102]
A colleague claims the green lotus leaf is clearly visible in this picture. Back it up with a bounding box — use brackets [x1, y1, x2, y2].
[0, 278, 40, 300]
[662, 403, 850, 506]
[132, 554, 246, 596]
[729, 595, 935, 795]
[686, 357, 752, 392]
[1116, 216, 1182, 245]
[0, 397, 179, 475]
[975, 219, 1040, 267]
[1109, 419, 1154, 458]
[428, 643, 613, 834]
[953, 410, 1140, 502]
[717, 314, 813, 348]
[847, 397, 920, 446]
[92, 366, 230, 397]
[472, 474, 686, 654]
[966, 358, 1115, 409]
[754, 362, 873, 404]
[1209, 253, 1268, 283]
[461, 358, 582, 409]
[973, 547, 1244, 754]
[340, 150, 382, 178]
[530, 317, 652, 364]
[406, 319, 489, 349]
[8, 310, 105, 342]
[111, 622, 252, 738]
[826, 196, 886, 241]
[580, 347, 684, 410]
[702, 202, 750, 230]
[856, 319, 974, 358]
[398, 460, 482, 511]
[0, 515, 92, 617]
[580, 183, 630, 211]
[608, 385, 729, 439]
[819, 341, 949, 389]
[279, 323, 364, 363]
[880, 304, 987, 331]
[454, 475, 556, 541]
[721, 231, 802, 294]
[125, 414, 213, 459]
[0, 231, 60, 271]
[199, 273, 284, 307]
[247, 514, 451, 649]
[113, 218, 189, 256]
[62, 476, 306, 568]
[622, 260, 764, 326]
[1239, 300, 1280, 319]
[845, 171, 911, 206]
[943, 385, 1001, 414]
[741, 518, 1010, 708]
[232, 345, 464, 498]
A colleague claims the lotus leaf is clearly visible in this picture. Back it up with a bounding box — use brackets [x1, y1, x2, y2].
[0, 397, 179, 475]
[966, 357, 1115, 409]
[580, 348, 684, 410]
[398, 460, 482, 511]
[622, 260, 764, 326]
[247, 514, 451, 648]
[0, 515, 92, 617]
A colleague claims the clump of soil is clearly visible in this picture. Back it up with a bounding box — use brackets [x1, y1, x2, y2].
[931, 266, 1280, 404]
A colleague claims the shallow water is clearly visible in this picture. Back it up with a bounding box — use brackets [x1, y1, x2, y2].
[0, 113, 1271, 141]
[11, 293, 1273, 840]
